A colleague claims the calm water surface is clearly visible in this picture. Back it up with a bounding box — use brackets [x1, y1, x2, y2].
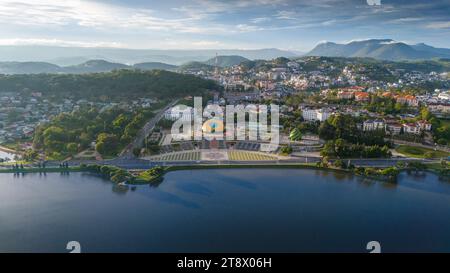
[0, 169, 449, 253]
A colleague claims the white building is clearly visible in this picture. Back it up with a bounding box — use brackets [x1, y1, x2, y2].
[438, 92, 450, 101]
[403, 123, 421, 135]
[417, 120, 432, 131]
[302, 108, 332, 122]
[385, 121, 402, 135]
[363, 119, 385, 131]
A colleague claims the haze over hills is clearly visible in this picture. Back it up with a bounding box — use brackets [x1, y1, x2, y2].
[0, 46, 297, 66]
[2, 40, 450, 74]
[0, 60, 179, 74]
[204, 55, 250, 67]
[0, 55, 251, 74]
[306, 39, 450, 61]
[0, 62, 61, 74]
[133, 62, 178, 71]
[65, 60, 129, 73]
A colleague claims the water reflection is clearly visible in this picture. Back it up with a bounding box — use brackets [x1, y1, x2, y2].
[145, 190, 201, 209]
[148, 177, 164, 188]
[175, 182, 214, 197]
[356, 177, 377, 187]
[112, 184, 129, 195]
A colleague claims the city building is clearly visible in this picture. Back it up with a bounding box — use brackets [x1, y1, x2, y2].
[363, 119, 385, 131]
[385, 121, 402, 135]
[395, 95, 419, 107]
[417, 120, 432, 131]
[403, 123, 421, 135]
[302, 108, 332, 122]
[354, 92, 370, 102]
[337, 91, 354, 100]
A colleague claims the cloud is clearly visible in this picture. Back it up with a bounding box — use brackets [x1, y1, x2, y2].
[275, 10, 297, 20]
[0, 0, 448, 50]
[0, 38, 125, 48]
[0, 0, 210, 33]
[235, 24, 264, 32]
[191, 40, 221, 47]
[250, 17, 271, 24]
[426, 21, 450, 29]
[390, 17, 424, 23]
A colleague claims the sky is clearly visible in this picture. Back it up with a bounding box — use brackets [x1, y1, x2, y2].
[0, 0, 449, 51]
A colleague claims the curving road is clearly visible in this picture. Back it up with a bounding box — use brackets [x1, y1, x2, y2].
[118, 99, 179, 159]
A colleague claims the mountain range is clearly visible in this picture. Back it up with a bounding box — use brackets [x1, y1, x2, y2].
[306, 39, 450, 61]
[0, 60, 178, 74]
[0, 46, 297, 66]
[0, 55, 250, 74]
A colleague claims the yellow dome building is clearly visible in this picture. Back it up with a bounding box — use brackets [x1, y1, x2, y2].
[202, 119, 224, 134]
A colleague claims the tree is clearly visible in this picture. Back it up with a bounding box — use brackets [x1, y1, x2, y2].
[133, 148, 141, 157]
[420, 107, 432, 121]
[321, 141, 336, 157]
[334, 159, 344, 168]
[318, 120, 335, 140]
[42, 126, 67, 153]
[334, 138, 346, 157]
[408, 161, 427, 171]
[95, 133, 119, 156]
[23, 149, 39, 162]
[329, 114, 357, 141]
[66, 143, 78, 155]
[280, 146, 293, 155]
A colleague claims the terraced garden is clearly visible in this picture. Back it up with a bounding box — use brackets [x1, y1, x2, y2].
[228, 150, 278, 161]
[150, 151, 201, 161]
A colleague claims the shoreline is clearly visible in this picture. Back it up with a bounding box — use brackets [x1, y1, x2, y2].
[0, 166, 83, 174]
[1, 163, 447, 183]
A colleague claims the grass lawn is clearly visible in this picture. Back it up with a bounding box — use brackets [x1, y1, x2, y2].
[425, 162, 450, 172]
[0, 160, 30, 166]
[395, 145, 449, 159]
[438, 119, 450, 127]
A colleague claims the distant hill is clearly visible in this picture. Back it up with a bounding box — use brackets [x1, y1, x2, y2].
[306, 39, 450, 61]
[385, 58, 450, 73]
[0, 46, 298, 65]
[133, 62, 177, 71]
[0, 62, 62, 74]
[63, 60, 129, 73]
[204, 55, 249, 67]
[411, 43, 450, 57]
[0, 60, 181, 74]
[177, 61, 215, 71]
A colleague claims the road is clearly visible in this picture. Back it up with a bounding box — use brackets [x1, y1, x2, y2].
[118, 99, 179, 159]
[50, 156, 438, 171]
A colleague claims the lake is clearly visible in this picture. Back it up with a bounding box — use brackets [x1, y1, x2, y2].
[0, 169, 449, 253]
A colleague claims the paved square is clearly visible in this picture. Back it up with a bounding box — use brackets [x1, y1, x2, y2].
[201, 150, 229, 161]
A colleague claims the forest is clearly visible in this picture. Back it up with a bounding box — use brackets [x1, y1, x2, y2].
[0, 69, 218, 101]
